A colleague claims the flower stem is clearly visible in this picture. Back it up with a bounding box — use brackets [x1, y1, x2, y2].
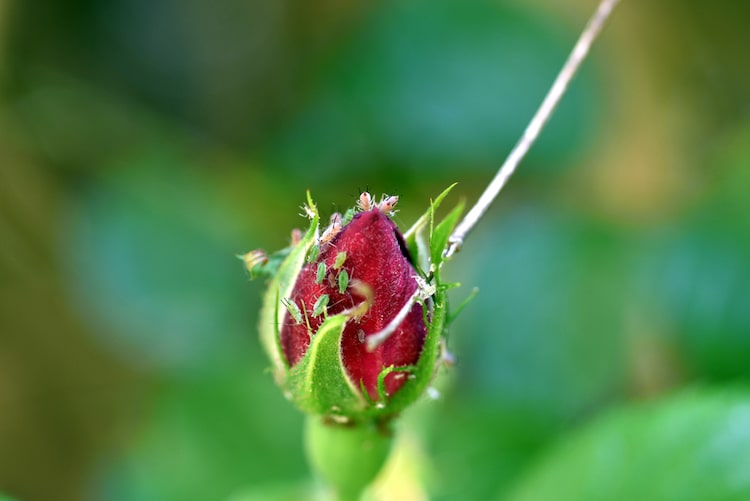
[305, 416, 393, 501]
[445, 0, 622, 258]
[335, 494, 361, 501]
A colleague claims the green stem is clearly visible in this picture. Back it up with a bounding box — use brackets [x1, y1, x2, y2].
[305, 415, 393, 501]
[336, 493, 361, 501]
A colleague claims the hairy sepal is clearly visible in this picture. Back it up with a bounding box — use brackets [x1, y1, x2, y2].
[258, 191, 319, 386]
[288, 314, 367, 418]
[404, 183, 458, 274]
[368, 186, 462, 417]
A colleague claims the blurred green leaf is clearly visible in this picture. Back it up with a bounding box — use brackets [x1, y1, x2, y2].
[63, 154, 257, 372]
[270, 0, 597, 181]
[422, 205, 630, 500]
[226, 481, 318, 501]
[422, 400, 554, 501]
[447, 206, 628, 419]
[633, 124, 750, 380]
[506, 387, 750, 501]
[96, 371, 308, 501]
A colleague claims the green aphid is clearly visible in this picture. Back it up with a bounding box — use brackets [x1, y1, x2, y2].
[312, 294, 330, 317]
[338, 269, 349, 294]
[342, 207, 356, 225]
[282, 298, 303, 324]
[307, 244, 320, 263]
[315, 262, 327, 284]
[333, 251, 347, 270]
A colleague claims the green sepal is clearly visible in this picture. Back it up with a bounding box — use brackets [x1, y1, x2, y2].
[288, 314, 367, 418]
[376, 365, 417, 403]
[258, 191, 319, 386]
[404, 183, 458, 274]
[447, 286, 478, 325]
[430, 199, 465, 276]
[359, 187, 462, 418]
[376, 285, 449, 417]
[242, 246, 292, 280]
[403, 182, 458, 243]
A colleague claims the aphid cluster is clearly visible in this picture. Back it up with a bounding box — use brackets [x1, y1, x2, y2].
[283, 192, 398, 329]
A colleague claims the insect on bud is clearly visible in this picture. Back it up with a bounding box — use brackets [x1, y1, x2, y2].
[281, 193, 428, 402]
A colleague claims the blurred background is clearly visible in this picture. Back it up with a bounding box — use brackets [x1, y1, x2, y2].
[2, 0, 750, 500]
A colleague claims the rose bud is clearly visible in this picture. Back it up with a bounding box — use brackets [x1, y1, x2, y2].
[243, 188, 462, 422]
[281, 195, 427, 402]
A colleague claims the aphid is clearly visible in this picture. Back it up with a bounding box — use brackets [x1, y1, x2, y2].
[320, 213, 343, 244]
[342, 207, 356, 225]
[378, 194, 399, 213]
[315, 262, 327, 284]
[338, 269, 349, 294]
[329, 212, 343, 231]
[307, 244, 320, 263]
[333, 251, 347, 270]
[301, 202, 316, 219]
[357, 192, 374, 211]
[282, 297, 303, 324]
[312, 294, 330, 318]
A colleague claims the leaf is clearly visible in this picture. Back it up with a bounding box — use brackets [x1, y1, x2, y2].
[288, 314, 367, 417]
[506, 387, 750, 501]
[258, 192, 319, 385]
[430, 199, 465, 274]
[65, 161, 257, 372]
[633, 125, 750, 381]
[268, 1, 595, 178]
